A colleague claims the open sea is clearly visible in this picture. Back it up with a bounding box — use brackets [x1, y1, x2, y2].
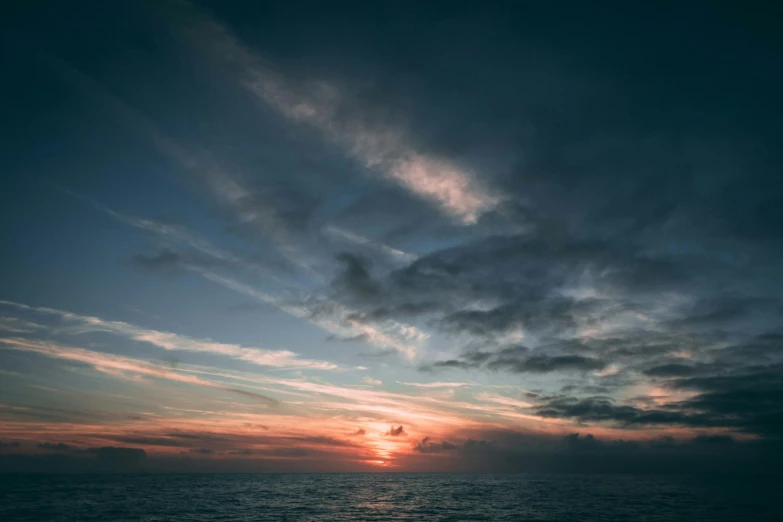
[0, 473, 780, 521]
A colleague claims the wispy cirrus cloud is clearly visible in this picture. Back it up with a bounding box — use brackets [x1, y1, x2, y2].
[0, 316, 45, 334]
[59, 189, 284, 282]
[195, 272, 425, 359]
[0, 300, 338, 371]
[473, 392, 534, 410]
[175, 4, 502, 224]
[0, 326, 732, 467]
[397, 381, 474, 388]
[57, 190, 428, 360]
[40, 53, 316, 277]
[323, 225, 417, 264]
[0, 337, 279, 406]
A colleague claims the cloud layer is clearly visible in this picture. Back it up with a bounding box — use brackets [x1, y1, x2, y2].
[1, 0, 782, 473]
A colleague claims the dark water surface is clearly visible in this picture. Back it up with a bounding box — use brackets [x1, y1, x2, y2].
[0, 473, 780, 521]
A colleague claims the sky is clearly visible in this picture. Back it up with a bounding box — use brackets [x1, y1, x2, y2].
[1, 0, 782, 474]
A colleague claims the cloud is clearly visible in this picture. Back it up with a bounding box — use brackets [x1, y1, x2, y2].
[413, 437, 457, 453]
[0, 317, 44, 334]
[332, 253, 383, 302]
[57, 189, 313, 286]
[196, 272, 423, 358]
[397, 381, 473, 388]
[529, 389, 783, 437]
[0, 337, 280, 407]
[474, 393, 534, 409]
[91, 446, 147, 469]
[7, 0, 783, 474]
[401, 428, 783, 474]
[494, 355, 607, 374]
[671, 367, 783, 438]
[324, 225, 417, 263]
[44, 59, 316, 277]
[133, 249, 186, 272]
[643, 363, 699, 377]
[0, 300, 338, 371]
[37, 442, 72, 451]
[427, 349, 605, 375]
[362, 377, 382, 386]
[385, 425, 406, 437]
[176, 2, 502, 224]
[273, 447, 308, 457]
[535, 397, 694, 426]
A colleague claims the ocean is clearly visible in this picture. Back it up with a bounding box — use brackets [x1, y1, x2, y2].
[0, 473, 780, 521]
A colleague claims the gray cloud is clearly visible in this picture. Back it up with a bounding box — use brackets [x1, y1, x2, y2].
[643, 363, 700, 377]
[385, 425, 405, 437]
[400, 427, 783, 474]
[490, 354, 606, 374]
[331, 253, 383, 302]
[133, 249, 185, 271]
[413, 437, 457, 453]
[427, 348, 605, 375]
[91, 446, 147, 469]
[37, 442, 73, 451]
